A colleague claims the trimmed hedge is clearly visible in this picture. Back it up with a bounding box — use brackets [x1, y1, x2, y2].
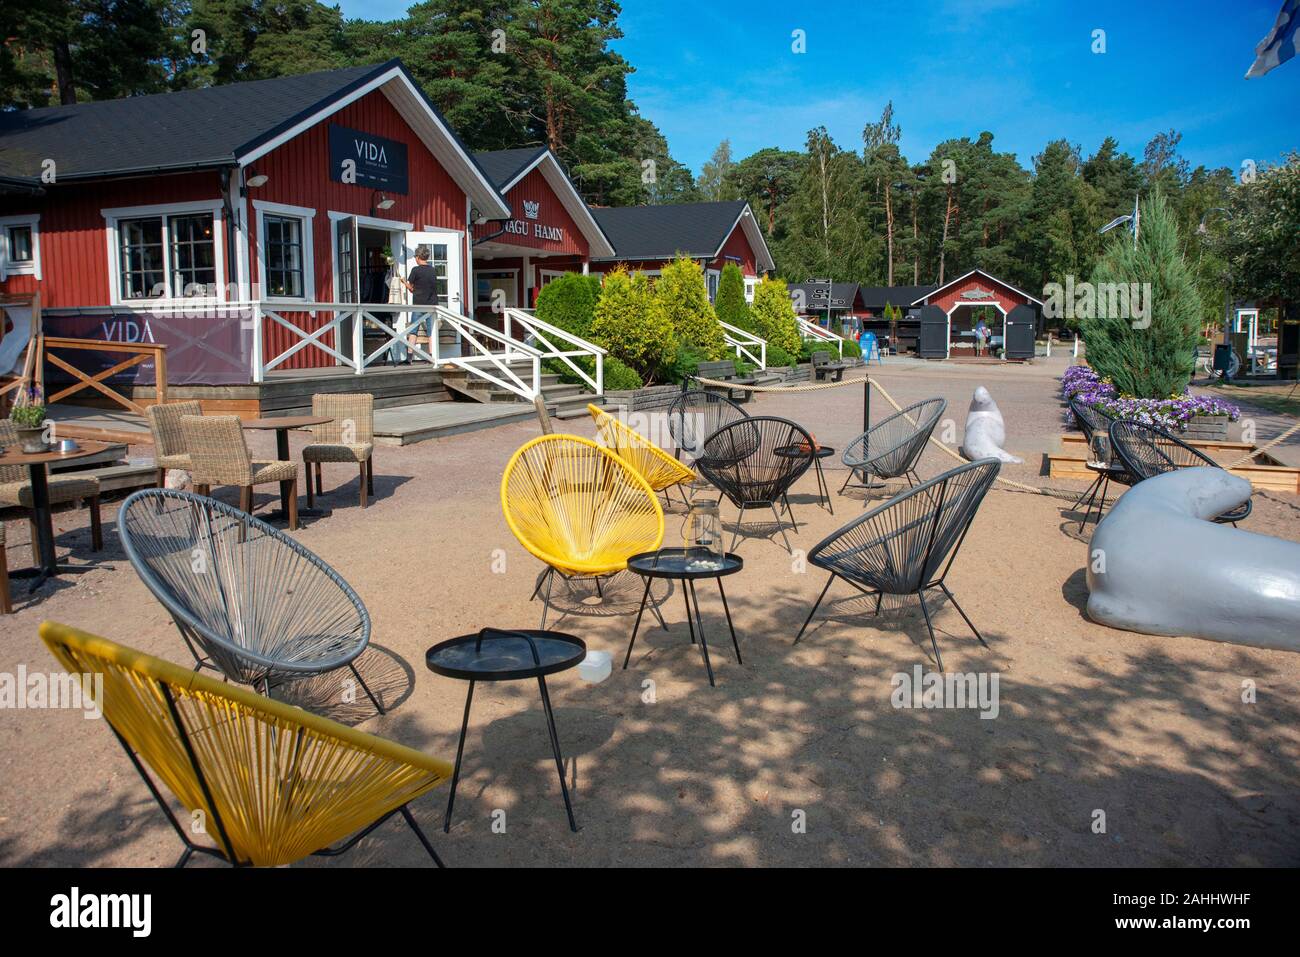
[535, 272, 601, 338]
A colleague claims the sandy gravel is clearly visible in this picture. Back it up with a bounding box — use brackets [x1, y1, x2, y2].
[2, 355, 1297, 867]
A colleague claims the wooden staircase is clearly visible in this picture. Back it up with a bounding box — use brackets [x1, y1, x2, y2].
[439, 364, 606, 419]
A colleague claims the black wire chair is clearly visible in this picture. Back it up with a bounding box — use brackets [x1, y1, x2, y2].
[118, 488, 386, 713]
[1068, 399, 1139, 532]
[841, 397, 946, 501]
[795, 458, 1001, 670]
[667, 389, 750, 460]
[1109, 420, 1251, 525]
[695, 416, 815, 552]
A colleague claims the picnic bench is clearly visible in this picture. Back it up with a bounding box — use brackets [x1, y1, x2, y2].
[811, 350, 848, 382]
[694, 360, 781, 404]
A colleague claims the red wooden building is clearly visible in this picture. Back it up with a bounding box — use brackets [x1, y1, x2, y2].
[588, 200, 774, 302]
[0, 60, 511, 387]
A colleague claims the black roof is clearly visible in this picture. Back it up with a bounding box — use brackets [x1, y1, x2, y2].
[472, 147, 548, 190]
[0, 61, 435, 182]
[857, 284, 938, 308]
[590, 200, 749, 260]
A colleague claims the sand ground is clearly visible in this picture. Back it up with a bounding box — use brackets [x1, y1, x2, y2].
[1, 356, 1297, 867]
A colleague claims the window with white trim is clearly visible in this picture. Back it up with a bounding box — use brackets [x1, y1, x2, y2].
[116, 212, 216, 299]
[744, 275, 758, 303]
[706, 269, 720, 303]
[0, 215, 40, 279]
[263, 215, 305, 298]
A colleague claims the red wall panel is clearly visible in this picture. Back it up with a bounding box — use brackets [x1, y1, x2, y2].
[473, 167, 588, 257]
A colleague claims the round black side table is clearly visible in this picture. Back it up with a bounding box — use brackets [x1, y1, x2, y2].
[775, 443, 835, 513]
[625, 548, 743, 687]
[426, 628, 585, 833]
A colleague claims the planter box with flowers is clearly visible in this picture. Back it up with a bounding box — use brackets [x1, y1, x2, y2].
[1060, 365, 1239, 437]
[9, 387, 49, 453]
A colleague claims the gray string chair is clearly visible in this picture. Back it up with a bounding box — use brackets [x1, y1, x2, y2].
[118, 488, 386, 713]
[840, 397, 946, 501]
[1068, 399, 1139, 531]
[695, 416, 815, 552]
[1109, 419, 1251, 525]
[667, 389, 750, 460]
[795, 458, 1001, 670]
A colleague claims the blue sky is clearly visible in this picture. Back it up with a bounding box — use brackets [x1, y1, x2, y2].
[338, 0, 1299, 176]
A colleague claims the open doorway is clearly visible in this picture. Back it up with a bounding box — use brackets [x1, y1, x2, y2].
[947, 303, 1005, 357]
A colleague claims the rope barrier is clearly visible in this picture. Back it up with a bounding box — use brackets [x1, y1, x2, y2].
[691, 368, 1300, 498]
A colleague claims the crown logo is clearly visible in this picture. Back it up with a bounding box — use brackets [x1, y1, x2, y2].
[523, 201, 540, 220]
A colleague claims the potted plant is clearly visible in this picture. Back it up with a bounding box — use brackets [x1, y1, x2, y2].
[10, 386, 49, 453]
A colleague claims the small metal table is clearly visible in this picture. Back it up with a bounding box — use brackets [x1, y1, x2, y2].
[242, 415, 331, 518]
[425, 628, 585, 833]
[625, 548, 743, 687]
[776, 443, 835, 513]
[1, 440, 112, 590]
[1076, 460, 1128, 532]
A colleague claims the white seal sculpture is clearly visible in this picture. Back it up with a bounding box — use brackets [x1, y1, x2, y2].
[1086, 467, 1300, 653]
[961, 386, 1022, 463]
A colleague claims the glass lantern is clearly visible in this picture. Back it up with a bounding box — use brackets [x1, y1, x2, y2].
[1087, 432, 1111, 469]
[682, 498, 724, 570]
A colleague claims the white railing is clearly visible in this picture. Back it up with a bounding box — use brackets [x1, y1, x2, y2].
[502, 307, 605, 396]
[797, 316, 846, 358]
[718, 320, 767, 370]
[252, 300, 545, 400]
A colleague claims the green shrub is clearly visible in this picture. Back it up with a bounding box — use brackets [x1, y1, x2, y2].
[840, 337, 862, 359]
[535, 272, 601, 338]
[656, 256, 726, 358]
[714, 262, 751, 332]
[601, 355, 643, 391]
[589, 267, 676, 383]
[665, 342, 711, 383]
[765, 344, 795, 368]
[749, 277, 802, 354]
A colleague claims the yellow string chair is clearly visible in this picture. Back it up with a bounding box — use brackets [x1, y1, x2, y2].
[587, 403, 697, 506]
[39, 621, 453, 868]
[501, 434, 665, 628]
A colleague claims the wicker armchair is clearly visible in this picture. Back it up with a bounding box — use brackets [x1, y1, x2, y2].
[795, 458, 1001, 670]
[588, 403, 696, 502]
[302, 393, 375, 508]
[0, 420, 102, 552]
[118, 488, 386, 712]
[180, 414, 299, 529]
[1109, 420, 1251, 525]
[145, 400, 201, 488]
[695, 416, 815, 552]
[40, 621, 450, 868]
[666, 389, 750, 460]
[841, 397, 946, 499]
[501, 434, 664, 628]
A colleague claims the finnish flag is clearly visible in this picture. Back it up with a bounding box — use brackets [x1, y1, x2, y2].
[1246, 0, 1299, 78]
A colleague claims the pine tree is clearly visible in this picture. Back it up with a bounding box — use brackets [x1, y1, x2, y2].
[1083, 192, 1200, 398]
[713, 262, 750, 332]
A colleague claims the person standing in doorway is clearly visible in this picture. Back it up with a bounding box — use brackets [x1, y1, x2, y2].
[403, 247, 440, 365]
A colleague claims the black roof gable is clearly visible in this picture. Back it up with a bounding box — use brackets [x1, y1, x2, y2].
[590, 200, 749, 261]
[472, 147, 548, 190]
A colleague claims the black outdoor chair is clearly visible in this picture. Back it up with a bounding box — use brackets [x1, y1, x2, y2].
[667, 389, 750, 460]
[1109, 420, 1251, 525]
[118, 488, 386, 713]
[694, 416, 815, 552]
[1068, 399, 1139, 531]
[794, 458, 1001, 671]
[841, 397, 946, 500]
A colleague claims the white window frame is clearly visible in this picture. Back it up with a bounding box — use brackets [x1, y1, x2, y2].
[744, 275, 758, 303]
[706, 268, 721, 303]
[253, 200, 316, 304]
[101, 200, 226, 305]
[0, 214, 41, 281]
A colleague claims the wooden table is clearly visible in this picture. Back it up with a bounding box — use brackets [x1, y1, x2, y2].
[1, 439, 113, 589]
[241, 416, 332, 519]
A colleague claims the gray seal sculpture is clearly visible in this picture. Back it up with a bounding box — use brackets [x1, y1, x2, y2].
[961, 386, 1022, 463]
[1086, 467, 1300, 653]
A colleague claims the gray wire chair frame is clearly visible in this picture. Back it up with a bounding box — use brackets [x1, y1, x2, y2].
[695, 416, 816, 552]
[1068, 398, 1139, 531]
[118, 488, 385, 712]
[1109, 420, 1251, 524]
[795, 458, 1001, 670]
[840, 397, 947, 500]
[667, 389, 750, 460]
